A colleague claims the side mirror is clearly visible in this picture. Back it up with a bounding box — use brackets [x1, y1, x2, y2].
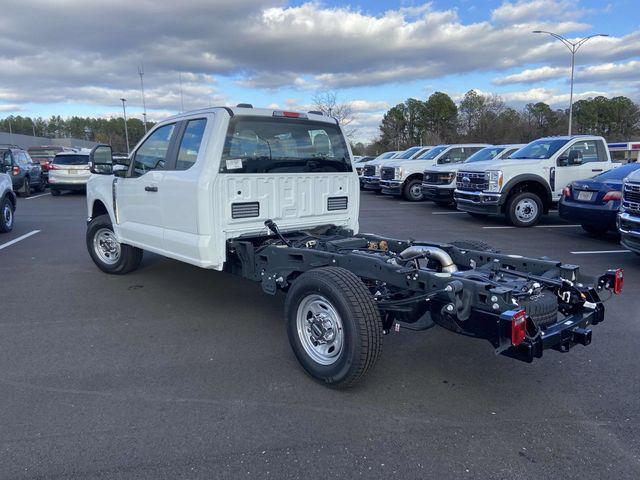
[557, 155, 569, 167]
[89, 144, 113, 174]
[113, 164, 128, 178]
[440, 157, 451, 164]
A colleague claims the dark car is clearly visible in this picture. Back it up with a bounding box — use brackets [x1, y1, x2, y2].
[27, 145, 73, 183]
[1, 146, 44, 197]
[559, 162, 640, 234]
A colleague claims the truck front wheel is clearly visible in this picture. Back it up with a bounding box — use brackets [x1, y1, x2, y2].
[284, 267, 382, 388]
[403, 179, 424, 201]
[506, 192, 543, 227]
[86, 214, 143, 275]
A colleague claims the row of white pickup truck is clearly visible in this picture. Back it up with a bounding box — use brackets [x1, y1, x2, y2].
[359, 135, 620, 227]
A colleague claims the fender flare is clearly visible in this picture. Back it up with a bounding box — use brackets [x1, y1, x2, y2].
[500, 174, 552, 206]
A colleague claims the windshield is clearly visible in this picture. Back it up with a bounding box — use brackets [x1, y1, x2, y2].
[595, 163, 640, 181]
[53, 154, 89, 165]
[28, 148, 63, 159]
[509, 139, 569, 159]
[395, 147, 423, 160]
[377, 151, 397, 160]
[417, 146, 447, 160]
[465, 147, 505, 163]
[221, 116, 351, 173]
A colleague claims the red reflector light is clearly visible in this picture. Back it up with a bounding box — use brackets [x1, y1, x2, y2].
[602, 191, 622, 202]
[511, 310, 527, 346]
[614, 268, 623, 294]
[48, 164, 59, 170]
[12, 166, 20, 176]
[562, 186, 571, 198]
[273, 110, 308, 119]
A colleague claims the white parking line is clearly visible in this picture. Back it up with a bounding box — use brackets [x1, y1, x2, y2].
[571, 249, 632, 255]
[482, 224, 581, 230]
[0, 230, 41, 251]
[24, 193, 50, 200]
[432, 211, 467, 215]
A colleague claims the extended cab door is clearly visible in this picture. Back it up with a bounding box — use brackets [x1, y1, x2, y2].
[116, 123, 177, 251]
[553, 139, 608, 199]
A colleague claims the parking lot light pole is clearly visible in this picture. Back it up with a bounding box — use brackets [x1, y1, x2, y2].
[120, 98, 130, 155]
[532, 31, 609, 136]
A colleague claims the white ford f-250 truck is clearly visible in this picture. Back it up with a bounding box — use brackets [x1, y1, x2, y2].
[0, 170, 17, 233]
[85, 106, 622, 388]
[454, 135, 617, 227]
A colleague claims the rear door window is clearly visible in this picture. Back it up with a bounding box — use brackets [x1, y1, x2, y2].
[221, 116, 351, 173]
[176, 119, 207, 171]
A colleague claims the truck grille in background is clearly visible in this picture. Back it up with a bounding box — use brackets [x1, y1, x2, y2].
[363, 165, 376, 177]
[327, 196, 348, 211]
[456, 171, 488, 192]
[423, 172, 453, 185]
[380, 167, 395, 181]
[231, 202, 260, 219]
[623, 183, 640, 213]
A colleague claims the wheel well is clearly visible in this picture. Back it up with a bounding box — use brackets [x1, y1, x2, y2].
[92, 200, 108, 219]
[405, 173, 423, 184]
[505, 181, 551, 211]
[3, 193, 16, 209]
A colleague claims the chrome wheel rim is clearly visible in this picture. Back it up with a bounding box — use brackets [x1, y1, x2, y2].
[410, 184, 423, 200]
[93, 228, 121, 265]
[296, 294, 344, 365]
[515, 198, 538, 223]
[3, 203, 12, 228]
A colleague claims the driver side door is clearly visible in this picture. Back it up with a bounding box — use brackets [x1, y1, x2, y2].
[553, 140, 596, 198]
[116, 123, 177, 251]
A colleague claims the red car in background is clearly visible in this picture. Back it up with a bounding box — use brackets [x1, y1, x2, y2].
[27, 145, 74, 183]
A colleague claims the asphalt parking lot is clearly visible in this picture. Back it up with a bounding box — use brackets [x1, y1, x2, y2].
[1, 190, 639, 480]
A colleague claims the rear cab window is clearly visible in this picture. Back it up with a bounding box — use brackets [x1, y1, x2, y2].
[53, 155, 90, 165]
[220, 116, 351, 173]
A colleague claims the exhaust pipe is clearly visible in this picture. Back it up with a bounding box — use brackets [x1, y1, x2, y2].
[399, 246, 458, 273]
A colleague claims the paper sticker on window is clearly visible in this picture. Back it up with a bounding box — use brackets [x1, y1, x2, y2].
[226, 158, 243, 170]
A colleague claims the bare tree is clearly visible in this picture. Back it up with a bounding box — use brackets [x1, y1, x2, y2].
[312, 90, 356, 138]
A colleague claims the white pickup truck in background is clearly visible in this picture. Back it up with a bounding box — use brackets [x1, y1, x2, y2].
[454, 135, 618, 227]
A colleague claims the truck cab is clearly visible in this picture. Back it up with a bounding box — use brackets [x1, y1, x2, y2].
[455, 135, 615, 227]
[86, 107, 359, 270]
[380, 143, 489, 201]
[361, 146, 427, 191]
[421, 144, 524, 205]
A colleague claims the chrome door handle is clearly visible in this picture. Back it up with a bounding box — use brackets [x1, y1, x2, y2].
[144, 185, 158, 192]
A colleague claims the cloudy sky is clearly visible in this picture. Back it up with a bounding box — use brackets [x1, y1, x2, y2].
[1, 0, 639, 141]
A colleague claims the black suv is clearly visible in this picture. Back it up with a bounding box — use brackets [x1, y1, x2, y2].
[0, 145, 45, 197]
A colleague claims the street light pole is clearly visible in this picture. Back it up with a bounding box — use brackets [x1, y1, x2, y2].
[120, 98, 130, 155]
[138, 63, 148, 133]
[532, 31, 608, 136]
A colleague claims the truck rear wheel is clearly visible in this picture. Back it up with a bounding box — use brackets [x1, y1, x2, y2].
[506, 192, 542, 227]
[284, 267, 382, 388]
[403, 179, 424, 201]
[86, 214, 143, 275]
[0, 196, 14, 233]
[519, 290, 558, 327]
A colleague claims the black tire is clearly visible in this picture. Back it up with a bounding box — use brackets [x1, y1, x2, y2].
[468, 212, 488, 220]
[20, 177, 31, 197]
[86, 214, 143, 275]
[34, 178, 45, 193]
[506, 192, 543, 227]
[581, 224, 608, 236]
[519, 290, 558, 327]
[285, 267, 382, 388]
[50, 188, 61, 196]
[402, 179, 424, 202]
[449, 240, 499, 253]
[0, 196, 14, 233]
